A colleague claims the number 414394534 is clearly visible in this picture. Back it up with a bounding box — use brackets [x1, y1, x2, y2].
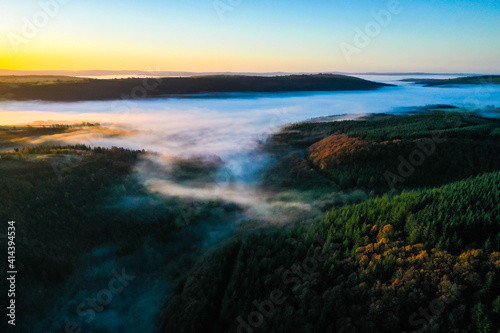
[7, 221, 15, 270]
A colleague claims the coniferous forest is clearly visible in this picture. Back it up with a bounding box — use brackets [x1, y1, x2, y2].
[1, 109, 500, 332]
[160, 110, 500, 333]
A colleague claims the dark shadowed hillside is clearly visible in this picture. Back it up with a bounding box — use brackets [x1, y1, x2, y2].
[0, 74, 391, 102]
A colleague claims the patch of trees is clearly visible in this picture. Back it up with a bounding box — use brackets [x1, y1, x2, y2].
[161, 171, 500, 332]
[403, 75, 500, 87]
[0, 146, 176, 331]
[265, 112, 500, 191]
[0, 74, 391, 102]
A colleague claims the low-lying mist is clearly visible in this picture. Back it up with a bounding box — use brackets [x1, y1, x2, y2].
[4, 78, 500, 332]
[2, 81, 499, 190]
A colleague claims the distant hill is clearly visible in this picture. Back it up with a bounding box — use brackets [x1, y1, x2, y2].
[0, 69, 483, 77]
[0, 75, 90, 84]
[0, 69, 291, 77]
[402, 75, 500, 86]
[0, 74, 392, 102]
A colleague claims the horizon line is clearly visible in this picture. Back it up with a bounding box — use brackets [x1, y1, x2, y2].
[1, 69, 498, 77]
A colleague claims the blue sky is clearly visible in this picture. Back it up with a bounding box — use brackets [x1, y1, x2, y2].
[0, 0, 499, 72]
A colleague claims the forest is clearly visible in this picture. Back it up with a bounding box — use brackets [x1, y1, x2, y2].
[161, 171, 500, 333]
[0, 74, 391, 102]
[0, 136, 238, 332]
[161, 109, 500, 333]
[402, 75, 500, 87]
[264, 109, 500, 191]
[1, 110, 499, 332]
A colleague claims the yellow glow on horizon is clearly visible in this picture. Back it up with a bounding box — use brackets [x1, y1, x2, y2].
[0, 51, 348, 73]
[0, 36, 348, 72]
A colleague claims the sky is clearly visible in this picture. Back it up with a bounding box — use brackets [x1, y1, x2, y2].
[0, 0, 499, 73]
